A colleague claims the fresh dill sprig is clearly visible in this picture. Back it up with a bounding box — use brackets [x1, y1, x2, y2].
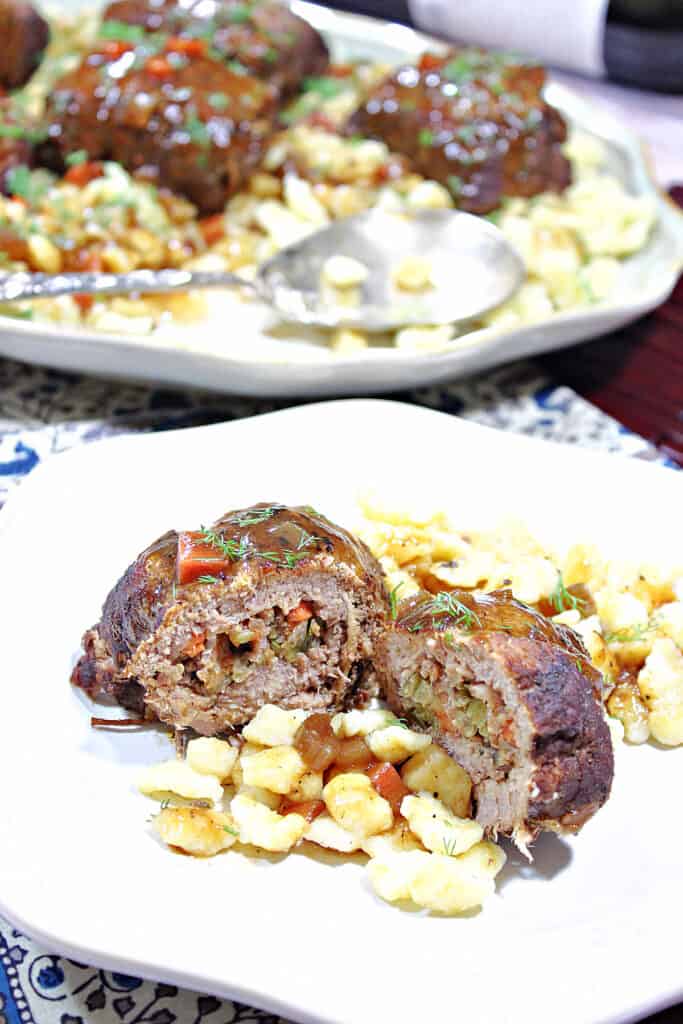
[227, 506, 281, 527]
[197, 574, 220, 584]
[389, 582, 404, 621]
[442, 835, 459, 856]
[294, 526, 322, 551]
[200, 528, 250, 561]
[604, 622, 652, 645]
[223, 823, 239, 836]
[411, 591, 481, 633]
[550, 572, 587, 614]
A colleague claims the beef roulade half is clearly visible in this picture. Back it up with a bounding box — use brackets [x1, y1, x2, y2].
[375, 589, 614, 842]
[72, 503, 389, 735]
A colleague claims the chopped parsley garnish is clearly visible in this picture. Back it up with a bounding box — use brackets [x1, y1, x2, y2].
[0, 122, 47, 144]
[302, 76, 346, 99]
[0, 123, 27, 140]
[184, 114, 211, 147]
[223, 824, 239, 836]
[263, 47, 278, 63]
[197, 574, 220, 584]
[100, 19, 148, 44]
[227, 3, 254, 23]
[66, 149, 89, 167]
[418, 128, 434, 147]
[5, 165, 50, 205]
[226, 59, 249, 76]
[550, 573, 586, 615]
[456, 124, 477, 146]
[447, 174, 464, 196]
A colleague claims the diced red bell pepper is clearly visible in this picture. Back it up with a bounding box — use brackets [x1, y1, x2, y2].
[366, 762, 411, 815]
[418, 52, 442, 72]
[102, 40, 133, 59]
[165, 36, 206, 58]
[199, 213, 226, 246]
[279, 798, 326, 823]
[146, 56, 173, 78]
[177, 531, 231, 585]
[64, 161, 104, 187]
[286, 601, 314, 627]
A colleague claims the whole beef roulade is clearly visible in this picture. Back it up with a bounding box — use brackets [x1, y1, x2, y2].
[375, 588, 614, 843]
[44, 45, 279, 214]
[72, 504, 389, 735]
[347, 49, 571, 215]
[102, 0, 329, 96]
[0, 0, 49, 89]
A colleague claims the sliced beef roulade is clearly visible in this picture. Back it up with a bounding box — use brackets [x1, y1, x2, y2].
[72, 503, 389, 735]
[375, 588, 614, 843]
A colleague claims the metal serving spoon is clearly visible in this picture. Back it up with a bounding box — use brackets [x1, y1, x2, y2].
[0, 209, 524, 331]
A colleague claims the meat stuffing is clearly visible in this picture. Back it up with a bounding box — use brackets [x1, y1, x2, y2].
[0, 0, 49, 89]
[72, 503, 390, 735]
[375, 588, 614, 842]
[43, 47, 279, 214]
[102, 0, 329, 96]
[347, 48, 571, 214]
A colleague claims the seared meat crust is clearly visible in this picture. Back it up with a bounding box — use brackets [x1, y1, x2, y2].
[44, 52, 278, 213]
[0, 0, 48, 88]
[103, 0, 329, 95]
[375, 588, 613, 839]
[347, 49, 571, 214]
[72, 504, 389, 734]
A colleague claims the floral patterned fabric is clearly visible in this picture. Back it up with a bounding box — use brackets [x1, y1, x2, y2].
[0, 352, 672, 1023]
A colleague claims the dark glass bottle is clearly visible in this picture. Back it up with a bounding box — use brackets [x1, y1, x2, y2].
[605, 0, 683, 91]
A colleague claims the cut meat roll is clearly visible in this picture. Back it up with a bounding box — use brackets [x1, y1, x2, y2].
[72, 503, 389, 735]
[375, 589, 614, 843]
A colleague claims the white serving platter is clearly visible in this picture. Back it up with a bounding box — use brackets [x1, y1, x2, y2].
[0, 2, 682, 397]
[0, 398, 682, 1024]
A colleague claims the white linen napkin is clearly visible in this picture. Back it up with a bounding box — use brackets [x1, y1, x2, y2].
[408, 0, 610, 76]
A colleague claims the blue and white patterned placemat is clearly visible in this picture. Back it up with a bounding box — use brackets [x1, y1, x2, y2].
[0, 353, 671, 1024]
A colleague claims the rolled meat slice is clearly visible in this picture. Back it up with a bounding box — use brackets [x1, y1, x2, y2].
[102, 0, 329, 96]
[72, 503, 389, 735]
[44, 46, 279, 214]
[347, 49, 571, 214]
[0, 0, 49, 89]
[375, 588, 614, 843]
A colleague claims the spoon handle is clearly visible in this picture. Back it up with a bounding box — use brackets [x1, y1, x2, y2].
[0, 268, 257, 304]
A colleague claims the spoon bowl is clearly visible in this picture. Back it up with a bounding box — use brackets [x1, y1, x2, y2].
[259, 208, 525, 331]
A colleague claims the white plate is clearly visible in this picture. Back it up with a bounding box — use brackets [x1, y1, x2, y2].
[0, 399, 682, 1024]
[0, 3, 682, 397]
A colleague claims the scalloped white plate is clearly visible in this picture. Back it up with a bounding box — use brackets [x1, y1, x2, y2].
[0, 3, 682, 396]
[0, 399, 682, 1024]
